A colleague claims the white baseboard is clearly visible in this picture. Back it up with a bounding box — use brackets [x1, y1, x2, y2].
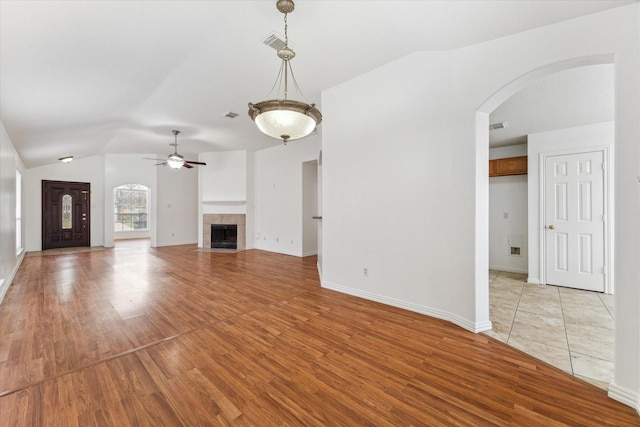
[489, 265, 528, 275]
[321, 280, 489, 333]
[0, 250, 26, 305]
[609, 383, 640, 413]
[475, 320, 493, 333]
[526, 277, 542, 284]
[154, 240, 198, 248]
[302, 250, 318, 257]
[252, 246, 304, 258]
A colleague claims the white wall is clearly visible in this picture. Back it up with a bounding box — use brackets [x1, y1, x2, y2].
[0, 121, 25, 303]
[322, 4, 640, 408]
[489, 145, 528, 273]
[527, 122, 614, 287]
[198, 151, 251, 248]
[324, 49, 483, 330]
[24, 155, 106, 251]
[489, 145, 527, 161]
[155, 156, 198, 247]
[254, 136, 320, 256]
[200, 151, 247, 202]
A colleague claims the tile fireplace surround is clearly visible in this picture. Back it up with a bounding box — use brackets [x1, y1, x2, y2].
[203, 214, 246, 251]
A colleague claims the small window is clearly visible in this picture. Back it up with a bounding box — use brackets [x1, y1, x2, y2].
[114, 184, 149, 231]
[62, 194, 72, 229]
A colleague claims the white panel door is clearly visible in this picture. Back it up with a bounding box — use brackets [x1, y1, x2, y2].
[544, 151, 605, 291]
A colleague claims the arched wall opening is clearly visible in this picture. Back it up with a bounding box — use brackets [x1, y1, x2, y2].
[474, 54, 616, 382]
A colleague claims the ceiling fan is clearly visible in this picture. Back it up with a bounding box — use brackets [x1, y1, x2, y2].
[143, 130, 206, 169]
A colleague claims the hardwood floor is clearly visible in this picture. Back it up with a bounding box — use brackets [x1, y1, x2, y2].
[1, 245, 638, 426]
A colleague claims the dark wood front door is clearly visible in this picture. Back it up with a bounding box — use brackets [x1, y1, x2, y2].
[42, 180, 91, 250]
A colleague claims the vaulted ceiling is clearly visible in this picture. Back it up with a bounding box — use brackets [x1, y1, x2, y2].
[0, 1, 629, 167]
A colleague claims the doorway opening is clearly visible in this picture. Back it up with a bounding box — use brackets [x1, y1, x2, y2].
[478, 56, 615, 389]
[302, 160, 318, 257]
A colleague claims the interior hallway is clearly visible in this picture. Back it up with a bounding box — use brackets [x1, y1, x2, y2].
[484, 271, 614, 390]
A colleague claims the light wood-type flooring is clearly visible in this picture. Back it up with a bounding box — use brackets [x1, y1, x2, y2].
[1, 245, 638, 426]
[485, 271, 616, 390]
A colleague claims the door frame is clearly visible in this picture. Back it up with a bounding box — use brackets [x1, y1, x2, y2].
[538, 146, 613, 293]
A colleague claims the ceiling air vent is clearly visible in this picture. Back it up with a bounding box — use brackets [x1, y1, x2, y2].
[489, 122, 508, 131]
[263, 32, 287, 51]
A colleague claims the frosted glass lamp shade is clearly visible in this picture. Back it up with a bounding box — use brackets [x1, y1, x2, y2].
[248, 99, 322, 142]
[167, 154, 184, 169]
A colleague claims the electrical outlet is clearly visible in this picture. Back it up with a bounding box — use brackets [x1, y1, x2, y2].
[363, 268, 368, 276]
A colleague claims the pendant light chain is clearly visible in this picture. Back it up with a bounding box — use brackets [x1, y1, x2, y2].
[282, 8, 309, 104]
[284, 12, 289, 47]
[283, 12, 289, 100]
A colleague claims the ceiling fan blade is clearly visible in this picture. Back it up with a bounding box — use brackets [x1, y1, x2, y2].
[183, 163, 194, 169]
[155, 162, 167, 166]
[184, 160, 207, 165]
[142, 157, 164, 161]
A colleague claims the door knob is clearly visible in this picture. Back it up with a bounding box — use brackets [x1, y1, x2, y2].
[548, 224, 555, 229]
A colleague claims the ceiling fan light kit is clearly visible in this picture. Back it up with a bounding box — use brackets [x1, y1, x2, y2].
[248, 0, 322, 144]
[167, 154, 184, 169]
[143, 130, 207, 170]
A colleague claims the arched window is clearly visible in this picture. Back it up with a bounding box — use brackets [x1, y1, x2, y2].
[114, 184, 149, 231]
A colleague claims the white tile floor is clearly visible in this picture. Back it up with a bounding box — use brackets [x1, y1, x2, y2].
[483, 271, 614, 390]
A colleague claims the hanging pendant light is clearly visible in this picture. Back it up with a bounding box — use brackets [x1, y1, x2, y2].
[167, 130, 185, 169]
[248, 0, 322, 144]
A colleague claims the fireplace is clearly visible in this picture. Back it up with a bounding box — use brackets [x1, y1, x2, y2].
[211, 224, 238, 249]
[203, 214, 245, 251]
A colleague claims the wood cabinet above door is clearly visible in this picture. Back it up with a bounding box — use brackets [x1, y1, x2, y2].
[489, 156, 527, 177]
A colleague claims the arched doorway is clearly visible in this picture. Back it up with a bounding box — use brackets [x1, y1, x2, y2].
[476, 55, 615, 388]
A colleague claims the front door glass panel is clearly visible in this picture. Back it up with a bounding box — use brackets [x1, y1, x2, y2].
[62, 194, 72, 229]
